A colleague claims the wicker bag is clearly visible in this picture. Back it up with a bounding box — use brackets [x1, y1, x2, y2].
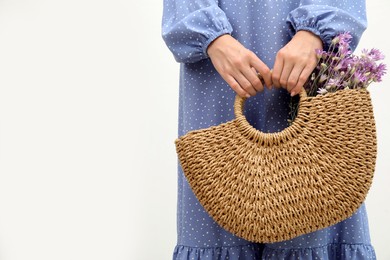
[174, 87, 377, 243]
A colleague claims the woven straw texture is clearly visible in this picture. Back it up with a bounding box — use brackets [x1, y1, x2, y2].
[175, 87, 377, 243]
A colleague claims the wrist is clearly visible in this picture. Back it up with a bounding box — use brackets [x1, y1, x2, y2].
[296, 30, 323, 50]
[206, 34, 232, 57]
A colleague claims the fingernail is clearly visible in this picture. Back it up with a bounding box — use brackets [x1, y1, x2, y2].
[245, 93, 251, 98]
[290, 91, 295, 97]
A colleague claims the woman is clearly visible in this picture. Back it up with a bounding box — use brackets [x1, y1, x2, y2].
[161, 0, 376, 259]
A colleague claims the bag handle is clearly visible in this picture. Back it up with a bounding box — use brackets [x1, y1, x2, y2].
[233, 88, 308, 144]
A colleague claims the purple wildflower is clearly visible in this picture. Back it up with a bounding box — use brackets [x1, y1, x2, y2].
[330, 32, 353, 58]
[369, 48, 385, 60]
[372, 63, 387, 82]
[362, 48, 385, 61]
[341, 57, 355, 71]
[338, 44, 352, 58]
[328, 78, 340, 87]
[353, 71, 367, 84]
[302, 32, 386, 97]
[290, 31, 387, 126]
[338, 32, 353, 46]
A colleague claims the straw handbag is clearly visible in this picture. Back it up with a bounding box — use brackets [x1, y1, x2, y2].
[174, 87, 377, 243]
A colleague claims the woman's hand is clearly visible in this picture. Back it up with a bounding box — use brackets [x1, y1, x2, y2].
[272, 30, 323, 96]
[207, 34, 272, 98]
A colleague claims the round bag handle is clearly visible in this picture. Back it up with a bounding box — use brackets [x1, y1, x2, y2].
[233, 88, 308, 143]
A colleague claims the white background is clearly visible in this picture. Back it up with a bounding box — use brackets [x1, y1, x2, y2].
[0, 0, 388, 259]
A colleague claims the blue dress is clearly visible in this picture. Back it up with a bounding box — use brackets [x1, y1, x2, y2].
[161, 0, 376, 259]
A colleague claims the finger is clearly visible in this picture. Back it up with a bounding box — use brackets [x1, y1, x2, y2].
[286, 64, 305, 92]
[272, 56, 283, 88]
[268, 69, 274, 89]
[290, 64, 315, 96]
[252, 67, 272, 90]
[248, 53, 272, 87]
[251, 67, 259, 78]
[252, 67, 266, 92]
[298, 62, 317, 88]
[234, 71, 257, 96]
[224, 74, 251, 98]
[241, 67, 264, 93]
[279, 61, 294, 90]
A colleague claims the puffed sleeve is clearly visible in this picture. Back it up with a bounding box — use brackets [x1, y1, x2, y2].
[286, 0, 368, 51]
[161, 0, 233, 63]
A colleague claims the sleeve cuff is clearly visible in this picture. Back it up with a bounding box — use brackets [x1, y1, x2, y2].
[202, 29, 232, 59]
[286, 5, 367, 52]
[293, 25, 327, 50]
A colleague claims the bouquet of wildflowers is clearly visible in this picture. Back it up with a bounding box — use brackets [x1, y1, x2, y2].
[288, 32, 387, 125]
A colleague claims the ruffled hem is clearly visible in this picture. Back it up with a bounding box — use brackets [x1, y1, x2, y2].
[173, 244, 263, 260]
[173, 243, 376, 259]
[262, 243, 376, 260]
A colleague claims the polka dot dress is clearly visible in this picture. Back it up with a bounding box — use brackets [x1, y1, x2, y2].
[162, 0, 376, 259]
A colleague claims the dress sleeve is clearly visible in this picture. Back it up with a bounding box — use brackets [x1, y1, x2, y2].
[161, 0, 233, 63]
[285, 0, 368, 51]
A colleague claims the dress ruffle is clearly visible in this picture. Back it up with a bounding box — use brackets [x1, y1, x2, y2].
[173, 243, 376, 259]
[262, 243, 376, 260]
[173, 244, 263, 260]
